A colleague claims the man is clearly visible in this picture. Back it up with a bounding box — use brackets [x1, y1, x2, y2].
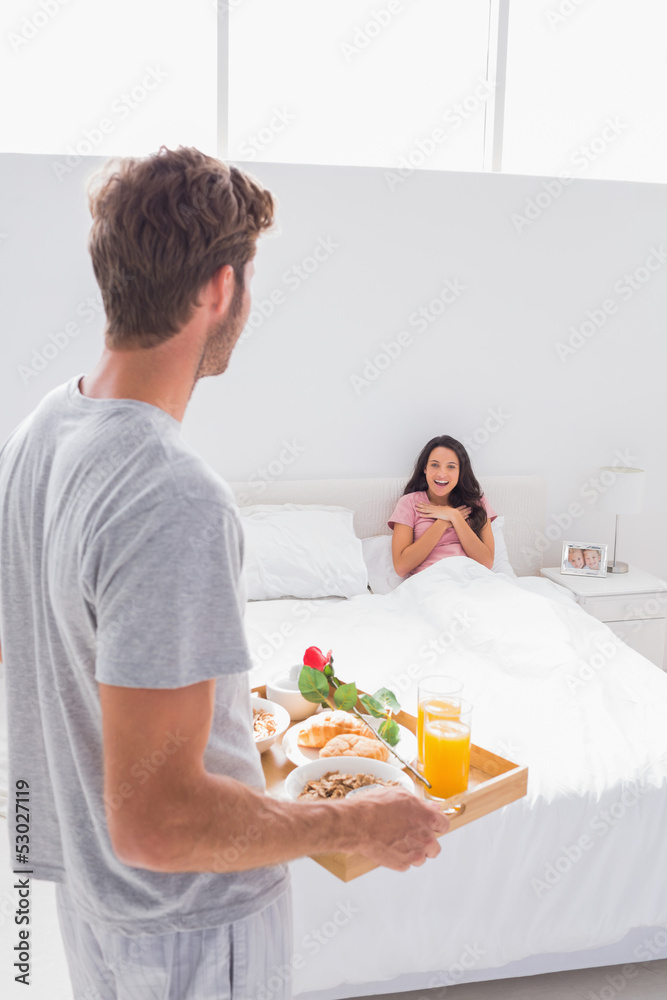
[0, 146, 448, 999]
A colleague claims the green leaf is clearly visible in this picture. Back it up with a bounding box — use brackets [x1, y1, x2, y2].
[372, 687, 401, 713]
[298, 665, 330, 703]
[378, 718, 400, 746]
[359, 693, 386, 718]
[333, 682, 357, 712]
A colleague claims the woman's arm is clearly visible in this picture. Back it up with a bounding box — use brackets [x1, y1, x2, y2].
[391, 520, 452, 577]
[447, 510, 494, 569]
[414, 504, 495, 570]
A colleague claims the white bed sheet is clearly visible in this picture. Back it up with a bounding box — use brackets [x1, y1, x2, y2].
[245, 558, 667, 999]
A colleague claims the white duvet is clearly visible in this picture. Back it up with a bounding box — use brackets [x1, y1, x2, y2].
[245, 558, 667, 999]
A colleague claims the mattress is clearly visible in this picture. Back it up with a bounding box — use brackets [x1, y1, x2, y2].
[246, 557, 667, 998]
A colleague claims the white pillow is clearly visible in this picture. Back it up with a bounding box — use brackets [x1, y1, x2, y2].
[361, 535, 404, 595]
[362, 515, 516, 594]
[240, 504, 369, 600]
[490, 516, 516, 578]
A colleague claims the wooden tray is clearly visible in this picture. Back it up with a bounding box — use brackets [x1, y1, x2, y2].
[254, 686, 528, 882]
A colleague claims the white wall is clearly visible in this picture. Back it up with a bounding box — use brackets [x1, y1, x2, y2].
[1, 153, 665, 585]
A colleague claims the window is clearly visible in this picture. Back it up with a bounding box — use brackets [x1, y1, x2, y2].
[1, 0, 216, 158]
[503, 0, 667, 184]
[227, 0, 493, 173]
[3, 0, 665, 185]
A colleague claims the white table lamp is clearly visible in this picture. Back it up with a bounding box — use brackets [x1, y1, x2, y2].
[597, 467, 645, 574]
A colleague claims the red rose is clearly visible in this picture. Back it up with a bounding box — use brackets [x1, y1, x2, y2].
[303, 646, 332, 672]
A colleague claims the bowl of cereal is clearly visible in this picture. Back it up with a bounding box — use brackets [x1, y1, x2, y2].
[252, 696, 290, 754]
[284, 757, 415, 801]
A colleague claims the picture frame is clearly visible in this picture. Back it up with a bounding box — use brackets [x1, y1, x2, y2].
[561, 541, 608, 578]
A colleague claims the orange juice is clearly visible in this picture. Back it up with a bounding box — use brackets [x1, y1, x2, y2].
[423, 718, 471, 798]
[417, 698, 461, 764]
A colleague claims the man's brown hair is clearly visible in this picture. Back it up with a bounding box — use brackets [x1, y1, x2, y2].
[86, 145, 275, 348]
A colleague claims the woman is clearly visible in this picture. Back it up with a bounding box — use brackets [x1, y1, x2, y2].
[389, 435, 496, 577]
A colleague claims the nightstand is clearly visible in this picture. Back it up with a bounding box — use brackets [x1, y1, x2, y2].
[540, 565, 667, 670]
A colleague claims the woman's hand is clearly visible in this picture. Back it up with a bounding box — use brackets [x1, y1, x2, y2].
[415, 502, 452, 525]
[415, 503, 471, 524]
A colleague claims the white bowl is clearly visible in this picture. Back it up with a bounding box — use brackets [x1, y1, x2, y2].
[251, 696, 291, 754]
[284, 756, 415, 801]
[266, 673, 320, 722]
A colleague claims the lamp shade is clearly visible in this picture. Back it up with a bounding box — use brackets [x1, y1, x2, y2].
[597, 467, 645, 515]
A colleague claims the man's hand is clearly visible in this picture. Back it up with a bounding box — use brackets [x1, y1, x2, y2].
[343, 786, 450, 871]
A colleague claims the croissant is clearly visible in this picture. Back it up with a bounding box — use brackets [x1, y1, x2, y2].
[297, 710, 368, 748]
[320, 733, 389, 762]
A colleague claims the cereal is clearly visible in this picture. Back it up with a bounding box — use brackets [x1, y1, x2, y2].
[297, 771, 399, 800]
[253, 708, 277, 742]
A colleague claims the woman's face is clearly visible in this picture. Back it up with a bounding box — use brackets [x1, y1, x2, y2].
[424, 447, 460, 501]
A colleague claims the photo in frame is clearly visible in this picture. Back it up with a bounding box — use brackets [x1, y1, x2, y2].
[561, 542, 608, 577]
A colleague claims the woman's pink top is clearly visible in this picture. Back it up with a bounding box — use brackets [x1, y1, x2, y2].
[388, 492, 497, 576]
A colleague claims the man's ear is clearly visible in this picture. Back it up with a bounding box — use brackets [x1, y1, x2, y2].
[207, 264, 236, 317]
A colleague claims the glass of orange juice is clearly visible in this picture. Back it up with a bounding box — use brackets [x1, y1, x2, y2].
[423, 699, 472, 801]
[417, 676, 464, 765]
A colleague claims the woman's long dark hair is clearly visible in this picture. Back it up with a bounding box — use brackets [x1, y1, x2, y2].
[403, 435, 487, 539]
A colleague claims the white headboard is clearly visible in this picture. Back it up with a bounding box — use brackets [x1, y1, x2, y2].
[227, 476, 546, 577]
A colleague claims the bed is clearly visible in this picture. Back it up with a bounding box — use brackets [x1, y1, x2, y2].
[232, 475, 667, 1000]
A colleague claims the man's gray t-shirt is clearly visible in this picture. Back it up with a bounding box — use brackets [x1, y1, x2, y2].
[0, 374, 288, 934]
